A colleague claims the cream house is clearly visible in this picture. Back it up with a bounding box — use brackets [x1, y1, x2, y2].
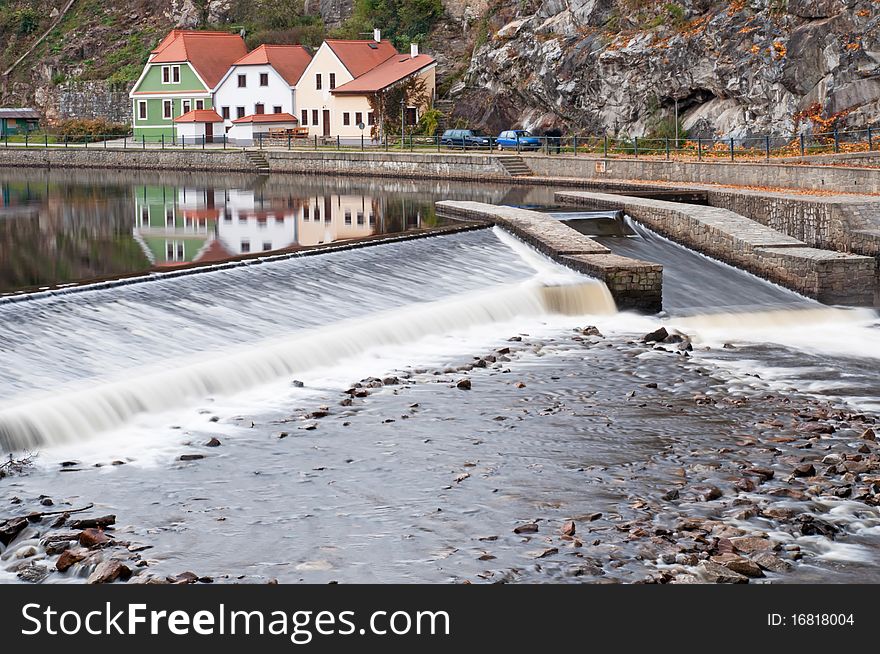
[295, 30, 436, 141]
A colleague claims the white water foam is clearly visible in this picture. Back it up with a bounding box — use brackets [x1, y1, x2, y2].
[0, 278, 615, 453]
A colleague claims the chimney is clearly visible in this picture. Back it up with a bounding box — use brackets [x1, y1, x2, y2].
[373, 28, 381, 42]
[410, 43, 419, 58]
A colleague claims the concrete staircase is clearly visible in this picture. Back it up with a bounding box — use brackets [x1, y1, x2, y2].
[498, 156, 533, 177]
[245, 150, 270, 174]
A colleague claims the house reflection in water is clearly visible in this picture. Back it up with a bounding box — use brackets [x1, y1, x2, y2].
[131, 184, 411, 269]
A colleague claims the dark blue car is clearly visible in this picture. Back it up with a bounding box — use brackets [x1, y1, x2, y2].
[497, 130, 541, 151]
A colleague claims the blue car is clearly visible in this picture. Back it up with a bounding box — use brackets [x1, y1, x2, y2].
[497, 129, 542, 151]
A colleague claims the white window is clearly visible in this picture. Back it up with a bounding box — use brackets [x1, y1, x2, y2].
[165, 207, 175, 227]
[140, 206, 149, 226]
[240, 239, 250, 253]
[165, 240, 184, 261]
[262, 242, 272, 251]
[182, 100, 191, 114]
[138, 101, 147, 120]
[162, 66, 170, 84]
[172, 66, 180, 83]
[195, 99, 204, 110]
[163, 100, 173, 119]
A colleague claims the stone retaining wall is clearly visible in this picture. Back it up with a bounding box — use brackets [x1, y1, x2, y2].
[0, 148, 509, 180]
[0, 148, 256, 172]
[266, 150, 509, 180]
[556, 191, 876, 307]
[527, 156, 880, 194]
[435, 200, 662, 313]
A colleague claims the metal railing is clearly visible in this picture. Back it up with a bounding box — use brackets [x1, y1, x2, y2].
[3, 127, 879, 162]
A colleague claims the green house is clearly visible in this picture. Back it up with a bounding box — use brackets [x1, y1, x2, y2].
[132, 185, 215, 266]
[129, 30, 247, 140]
[0, 108, 40, 137]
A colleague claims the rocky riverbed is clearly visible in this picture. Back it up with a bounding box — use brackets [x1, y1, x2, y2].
[1, 324, 878, 584]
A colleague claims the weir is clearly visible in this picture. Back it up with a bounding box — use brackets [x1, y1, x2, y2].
[435, 200, 663, 313]
[556, 190, 877, 307]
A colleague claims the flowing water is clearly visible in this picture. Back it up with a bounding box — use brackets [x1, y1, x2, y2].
[0, 178, 878, 584]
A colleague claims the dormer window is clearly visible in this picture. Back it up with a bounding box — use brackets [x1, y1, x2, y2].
[162, 66, 180, 84]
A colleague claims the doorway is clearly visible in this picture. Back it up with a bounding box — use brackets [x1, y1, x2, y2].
[205, 122, 214, 144]
[322, 110, 331, 137]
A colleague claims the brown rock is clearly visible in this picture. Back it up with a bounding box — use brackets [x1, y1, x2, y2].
[698, 561, 749, 584]
[792, 463, 816, 477]
[56, 548, 88, 572]
[513, 522, 539, 534]
[79, 528, 110, 548]
[87, 560, 131, 584]
[68, 515, 116, 529]
[205, 437, 221, 447]
[561, 520, 576, 536]
[752, 552, 793, 574]
[179, 454, 204, 461]
[730, 536, 776, 553]
[861, 428, 876, 441]
[168, 571, 200, 584]
[710, 553, 764, 578]
[456, 378, 472, 390]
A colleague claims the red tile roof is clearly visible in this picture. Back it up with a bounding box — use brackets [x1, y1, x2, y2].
[151, 31, 248, 88]
[232, 44, 312, 86]
[174, 109, 224, 123]
[194, 239, 235, 263]
[325, 39, 398, 78]
[332, 54, 435, 95]
[232, 112, 299, 124]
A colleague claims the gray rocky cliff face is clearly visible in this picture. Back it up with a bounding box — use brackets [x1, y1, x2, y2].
[450, 0, 880, 137]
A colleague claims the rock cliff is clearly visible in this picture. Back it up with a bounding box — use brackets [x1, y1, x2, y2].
[3, 0, 880, 137]
[453, 0, 880, 137]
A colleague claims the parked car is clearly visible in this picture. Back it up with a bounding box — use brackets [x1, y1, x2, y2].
[497, 129, 542, 151]
[441, 129, 492, 149]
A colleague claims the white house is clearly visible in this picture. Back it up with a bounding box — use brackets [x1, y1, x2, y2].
[295, 30, 436, 140]
[214, 44, 312, 131]
[173, 109, 225, 144]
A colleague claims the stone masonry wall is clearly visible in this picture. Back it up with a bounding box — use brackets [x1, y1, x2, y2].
[556, 191, 876, 307]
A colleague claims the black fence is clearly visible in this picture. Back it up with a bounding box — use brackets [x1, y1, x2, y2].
[3, 126, 879, 161]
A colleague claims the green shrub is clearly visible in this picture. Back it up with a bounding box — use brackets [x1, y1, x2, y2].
[417, 107, 443, 135]
[54, 118, 130, 142]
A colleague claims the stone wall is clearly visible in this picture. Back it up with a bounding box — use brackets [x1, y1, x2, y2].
[53, 81, 134, 124]
[526, 156, 880, 194]
[435, 200, 663, 313]
[556, 191, 876, 307]
[266, 150, 510, 180]
[0, 147, 256, 172]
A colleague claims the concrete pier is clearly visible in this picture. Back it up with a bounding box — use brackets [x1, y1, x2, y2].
[556, 191, 876, 307]
[435, 200, 662, 313]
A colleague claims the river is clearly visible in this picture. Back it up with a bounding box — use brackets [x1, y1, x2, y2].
[1, 170, 878, 584]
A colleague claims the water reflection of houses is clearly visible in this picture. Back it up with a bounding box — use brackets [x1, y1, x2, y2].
[132, 184, 394, 268]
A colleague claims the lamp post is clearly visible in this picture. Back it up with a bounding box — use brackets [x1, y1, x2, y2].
[400, 99, 405, 150]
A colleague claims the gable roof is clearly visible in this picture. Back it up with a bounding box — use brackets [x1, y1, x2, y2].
[332, 54, 435, 95]
[150, 30, 248, 88]
[232, 112, 298, 124]
[232, 44, 312, 86]
[174, 109, 224, 123]
[0, 108, 40, 119]
[324, 39, 398, 78]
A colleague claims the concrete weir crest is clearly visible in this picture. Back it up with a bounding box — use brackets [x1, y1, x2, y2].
[434, 201, 663, 313]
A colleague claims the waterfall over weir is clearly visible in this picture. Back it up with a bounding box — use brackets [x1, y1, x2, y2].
[0, 280, 615, 451]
